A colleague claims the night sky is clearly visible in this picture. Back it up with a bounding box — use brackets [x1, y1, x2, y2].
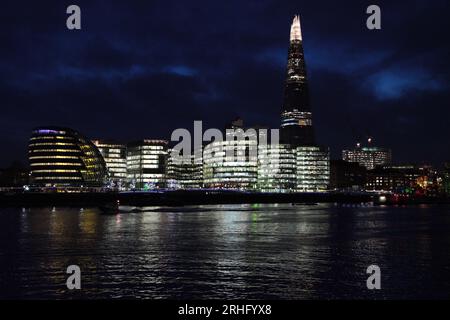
[1, 0, 449, 167]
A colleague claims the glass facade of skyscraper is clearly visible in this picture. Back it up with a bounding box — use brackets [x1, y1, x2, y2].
[203, 139, 258, 190]
[257, 144, 296, 192]
[126, 140, 168, 190]
[167, 151, 203, 189]
[280, 15, 315, 147]
[92, 140, 127, 189]
[296, 146, 330, 192]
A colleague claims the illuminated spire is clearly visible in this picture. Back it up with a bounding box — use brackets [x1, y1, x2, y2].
[290, 15, 302, 41]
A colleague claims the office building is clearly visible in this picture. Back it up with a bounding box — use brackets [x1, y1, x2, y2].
[203, 139, 258, 190]
[257, 144, 296, 192]
[342, 139, 391, 170]
[126, 140, 168, 190]
[92, 140, 127, 189]
[28, 127, 107, 187]
[167, 151, 203, 189]
[296, 146, 330, 192]
[365, 164, 438, 194]
[203, 126, 258, 190]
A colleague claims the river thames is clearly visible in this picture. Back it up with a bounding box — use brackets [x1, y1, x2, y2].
[1, 203, 449, 299]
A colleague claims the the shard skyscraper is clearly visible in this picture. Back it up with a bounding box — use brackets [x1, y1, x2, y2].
[280, 15, 315, 147]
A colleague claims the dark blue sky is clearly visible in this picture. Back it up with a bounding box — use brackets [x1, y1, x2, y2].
[1, 0, 449, 167]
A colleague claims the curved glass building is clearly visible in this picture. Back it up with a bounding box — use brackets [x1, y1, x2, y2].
[28, 127, 108, 187]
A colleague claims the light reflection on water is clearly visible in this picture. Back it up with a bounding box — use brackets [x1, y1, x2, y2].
[1, 203, 450, 299]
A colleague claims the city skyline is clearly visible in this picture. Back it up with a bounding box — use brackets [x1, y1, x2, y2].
[1, 3, 450, 303]
[1, 1, 450, 167]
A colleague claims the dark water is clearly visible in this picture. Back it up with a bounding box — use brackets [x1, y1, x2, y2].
[1, 203, 450, 299]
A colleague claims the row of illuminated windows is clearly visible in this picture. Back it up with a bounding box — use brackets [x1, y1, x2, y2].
[29, 155, 80, 160]
[30, 136, 73, 140]
[30, 149, 80, 153]
[208, 164, 258, 169]
[258, 151, 295, 156]
[259, 179, 297, 183]
[205, 177, 257, 182]
[204, 163, 258, 169]
[98, 148, 124, 152]
[31, 162, 82, 166]
[127, 155, 161, 160]
[205, 143, 257, 151]
[205, 173, 257, 178]
[34, 176, 82, 180]
[32, 170, 79, 173]
[205, 144, 257, 151]
[29, 142, 75, 147]
[204, 155, 257, 161]
[168, 167, 203, 173]
[204, 157, 258, 163]
[207, 170, 257, 175]
[258, 160, 296, 165]
[102, 154, 125, 159]
[127, 162, 161, 167]
[204, 161, 258, 167]
[297, 180, 330, 185]
[206, 182, 256, 186]
[127, 174, 165, 179]
[108, 168, 127, 173]
[297, 153, 329, 157]
[105, 159, 127, 164]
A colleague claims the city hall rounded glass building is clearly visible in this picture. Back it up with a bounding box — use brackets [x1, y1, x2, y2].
[28, 127, 108, 187]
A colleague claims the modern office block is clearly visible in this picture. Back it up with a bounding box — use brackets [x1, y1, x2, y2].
[126, 140, 168, 190]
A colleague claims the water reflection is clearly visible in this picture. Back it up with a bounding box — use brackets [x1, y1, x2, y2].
[0, 204, 449, 299]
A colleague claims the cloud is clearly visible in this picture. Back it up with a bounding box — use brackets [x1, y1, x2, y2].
[164, 65, 198, 77]
[364, 67, 448, 100]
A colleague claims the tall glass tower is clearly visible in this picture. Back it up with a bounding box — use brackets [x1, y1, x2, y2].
[280, 15, 315, 147]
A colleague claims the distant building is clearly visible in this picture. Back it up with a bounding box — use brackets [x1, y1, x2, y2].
[296, 146, 330, 192]
[167, 151, 203, 189]
[342, 139, 391, 170]
[126, 140, 168, 190]
[366, 164, 439, 195]
[330, 160, 366, 190]
[257, 144, 296, 192]
[28, 127, 107, 187]
[92, 140, 127, 189]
